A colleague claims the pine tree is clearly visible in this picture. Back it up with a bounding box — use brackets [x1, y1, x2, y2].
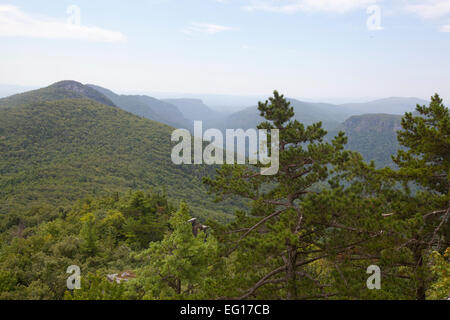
[64, 272, 126, 300]
[323, 94, 450, 300]
[383, 94, 450, 299]
[204, 91, 363, 299]
[136, 202, 219, 299]
[394, 93, 449, 194]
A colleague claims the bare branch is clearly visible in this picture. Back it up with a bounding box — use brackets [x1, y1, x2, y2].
[227, 207, 289, 254]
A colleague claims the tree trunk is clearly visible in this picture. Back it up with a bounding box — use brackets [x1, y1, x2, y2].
[414, 248, 426, 300]
[176, 279, 181, 295]
[286, 245, 298, 300]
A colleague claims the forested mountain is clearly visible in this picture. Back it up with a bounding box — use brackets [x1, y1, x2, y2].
[0, 81, 116, 109]
[329, 114, 403, 167]
[87, 84, 190, 129]
[0, 96, 239, 226]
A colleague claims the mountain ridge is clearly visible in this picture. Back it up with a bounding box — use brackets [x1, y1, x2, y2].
[0, 81, 116, 109]
[87, 84, 190, 129]
[340, 97, 428, 115]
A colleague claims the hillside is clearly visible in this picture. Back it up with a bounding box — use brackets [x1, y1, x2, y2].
[0, 98, 238, 225]
[87, 84, 190, 129]
[0, 81, 116, 109]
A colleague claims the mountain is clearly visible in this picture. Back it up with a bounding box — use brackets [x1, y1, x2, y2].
[0, 81, 116, 109]
[329, 113, 403, 167]
[0, 93, 239, 224]
[340, 97, 428, 115]
[162, 98, 221, 124]
[87, 84, 190, 129]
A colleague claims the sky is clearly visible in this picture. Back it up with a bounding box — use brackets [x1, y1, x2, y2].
[0, 0, 449, 102]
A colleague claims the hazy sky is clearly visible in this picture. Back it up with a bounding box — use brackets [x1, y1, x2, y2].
[0, 0, 449, 101]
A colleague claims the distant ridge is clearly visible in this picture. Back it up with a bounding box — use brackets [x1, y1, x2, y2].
[87, 84, 190, 129]
[162, 98, 221, 123]
[0, 81, 193, 130]
[340, 97, 428, 115]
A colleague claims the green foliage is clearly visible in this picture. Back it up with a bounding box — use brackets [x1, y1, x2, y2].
[64, 272, 127, 300]
[427, 248, 450, 300]
[393, 93, 449, 193]
[0, 271, 17, 293]
[378, 94, 450, 299]
[329, 94, 450, 300]
[135, 202, 220, 299]
[0, 191, 171, 300]
[203, 92, 449, 300]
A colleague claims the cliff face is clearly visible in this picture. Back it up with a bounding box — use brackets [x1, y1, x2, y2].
[344, 114, 402, 134]
[342, 114, 403, 167]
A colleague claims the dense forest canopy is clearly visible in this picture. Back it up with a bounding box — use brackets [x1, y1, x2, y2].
[0, 96, 242, 226]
